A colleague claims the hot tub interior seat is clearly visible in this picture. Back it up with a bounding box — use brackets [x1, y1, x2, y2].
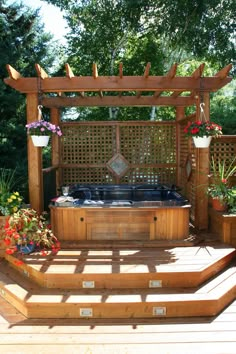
[69, 184, 188, 206]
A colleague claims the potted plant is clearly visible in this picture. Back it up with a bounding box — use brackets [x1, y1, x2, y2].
[183, 120, 222, 148]
[1, 208, 60, 255]
[25, 120, 62, 147]
[208, 157, 236, 211]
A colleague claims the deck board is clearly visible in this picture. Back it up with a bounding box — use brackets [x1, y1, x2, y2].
[0, 240, 236, 352]
[0, 296, 236, 353]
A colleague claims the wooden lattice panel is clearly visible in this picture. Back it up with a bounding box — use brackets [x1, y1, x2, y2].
[211, 137, 236, 165]
[120, 167, 176, 185]
[59, 121, 177, 185]
[61, 124, 115, 165]
[62, 168, 114, 185]
[120, 124, 176, 164]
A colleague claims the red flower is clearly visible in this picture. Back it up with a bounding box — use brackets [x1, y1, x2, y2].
[6, 248, 15, 255]
[14, 260, 24, 266]
[4, 238, 11, 246]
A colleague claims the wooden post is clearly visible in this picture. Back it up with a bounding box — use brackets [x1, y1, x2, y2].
[195, 93, 210, 230]
[176, 106, 185, 187]
[51, 108, 61, 192]
[26, 93, 43, 213]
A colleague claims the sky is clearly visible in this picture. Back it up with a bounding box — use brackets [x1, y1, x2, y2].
[6, 0, 68, 43]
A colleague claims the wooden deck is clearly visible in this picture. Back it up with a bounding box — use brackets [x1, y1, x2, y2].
[0, 285, 236, 353]
[0, 236, 236, 352]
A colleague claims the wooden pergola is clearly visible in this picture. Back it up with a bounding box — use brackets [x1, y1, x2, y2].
[4, 62, 232, 230]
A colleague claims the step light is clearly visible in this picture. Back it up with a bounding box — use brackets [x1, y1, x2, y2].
[80, 308, 93, 317]
[149, 280, 162, 288]
[153, 307, 166, 316]
[82, 280, 95, 288]
[23, 270, 29, 277]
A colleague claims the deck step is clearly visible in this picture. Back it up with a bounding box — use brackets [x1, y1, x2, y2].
[0, 259, 236, 319]
[4, 245, 236, 289]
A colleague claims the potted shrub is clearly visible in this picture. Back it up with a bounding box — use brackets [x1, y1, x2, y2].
[183, 121, 222, 148]
[25, 120, 62, 147]
[1, 208, 60, 255]
[208, 157, 236, 211]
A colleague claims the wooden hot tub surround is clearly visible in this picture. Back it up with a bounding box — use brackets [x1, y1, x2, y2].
[50, 204, 191, 242]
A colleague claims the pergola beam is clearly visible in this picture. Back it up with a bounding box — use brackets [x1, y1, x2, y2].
[4, 76, 232, 93]
[41, 95, 196, 107]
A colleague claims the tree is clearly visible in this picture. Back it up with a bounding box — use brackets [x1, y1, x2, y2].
[0, 0, 57, 196]
[43, 0, 235, 124]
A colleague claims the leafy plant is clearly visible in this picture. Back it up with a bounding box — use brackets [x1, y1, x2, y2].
[0, 168, 23, 216]
[1, 208, 60, 255]
[226, 187, 236, 214]
[208, 157, 236, 202]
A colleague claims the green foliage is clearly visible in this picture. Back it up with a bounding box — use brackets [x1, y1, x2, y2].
[0, 168, 23, 215]
[0, 1, 58, 200]
[208, 156, 236, 202]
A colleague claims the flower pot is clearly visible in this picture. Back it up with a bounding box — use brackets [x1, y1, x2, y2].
[212, 198, 227, 212]
[31, 135, 50, 147]
[17, 243, 35, 254]
[193, 136, 212, 148]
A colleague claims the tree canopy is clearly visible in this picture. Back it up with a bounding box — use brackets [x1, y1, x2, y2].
[0, 0, 57, 190]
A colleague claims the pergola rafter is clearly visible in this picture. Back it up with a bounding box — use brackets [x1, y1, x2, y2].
[5, 62, 232, 108]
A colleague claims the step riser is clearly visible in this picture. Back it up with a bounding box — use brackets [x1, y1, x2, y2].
[1, 245, 235, 320]
[19, 290, 236, 319]
[5, 251, 235, 289]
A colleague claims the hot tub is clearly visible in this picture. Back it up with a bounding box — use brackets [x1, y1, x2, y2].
[50, 184, 191, 242]
[69, 184, 188, 207]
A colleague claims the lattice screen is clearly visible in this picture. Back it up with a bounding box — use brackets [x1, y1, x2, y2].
[60, 122, 177, 185]
[178, 130, 236, 223]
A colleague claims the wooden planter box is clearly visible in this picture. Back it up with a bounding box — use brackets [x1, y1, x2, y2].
[209, 208, 236, 247]
[0, 215, 8, 256]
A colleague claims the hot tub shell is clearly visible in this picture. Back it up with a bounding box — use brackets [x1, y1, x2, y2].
[50, 184, 191, 242]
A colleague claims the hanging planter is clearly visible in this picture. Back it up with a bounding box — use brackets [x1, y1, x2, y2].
[31, 135, 50, 147]
[25, 105, 62, 148]
[183, 103, 222, 148]
[193, 136, 212, 148]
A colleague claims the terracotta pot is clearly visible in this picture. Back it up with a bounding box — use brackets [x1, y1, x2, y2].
[212, 198, 227, 212]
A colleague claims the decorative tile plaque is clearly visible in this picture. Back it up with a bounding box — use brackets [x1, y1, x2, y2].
[106, 153, 130, 177]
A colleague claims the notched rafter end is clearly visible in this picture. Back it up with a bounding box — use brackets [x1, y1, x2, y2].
[6, 64, 21, 80]
[215, 64, 232, 79]
[65, 63, 75, 79]
[35, 64, 49, 79]
[93, 63, 98, 79]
